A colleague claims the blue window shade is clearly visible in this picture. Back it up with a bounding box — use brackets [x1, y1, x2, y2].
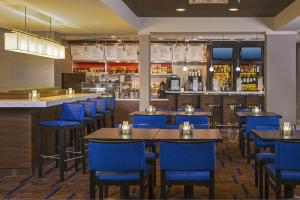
[212, 47, 233, 60]
[240, 47, 262, 60]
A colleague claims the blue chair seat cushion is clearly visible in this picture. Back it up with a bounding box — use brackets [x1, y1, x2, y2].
[40, 120, 80, 127]
[165, 171, 210, 181]
[146, 152, 155, 160]
[96, 165, 151, 181]
[256, 153, 274, 163]
[266, 164, 300, 181]
[255, 138, 275, 148]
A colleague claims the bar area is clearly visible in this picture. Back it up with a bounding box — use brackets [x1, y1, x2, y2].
[0, 0, 300, 199]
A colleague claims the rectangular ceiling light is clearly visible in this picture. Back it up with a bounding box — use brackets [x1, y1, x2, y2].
[4, 31, 65, 59]
[189, 0, 228, 4]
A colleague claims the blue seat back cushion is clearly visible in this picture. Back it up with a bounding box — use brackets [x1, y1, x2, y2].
[275, 141, 300, 171]
[88, 141, 146, 171]
[80, 101, 97, 117]
[160, 141, 216, 171]
[94, 99, 107, 113]
[132, 124, 159, 129]
[246, 116, 280, 133]
[132, 115, 167, 129]
[175, 115, 208, 126]
[254, 125, 278, 143]
[60, 103, 85, 121]
[106, 97, 116, 110]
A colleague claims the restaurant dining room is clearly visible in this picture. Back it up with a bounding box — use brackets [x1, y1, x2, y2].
[1, 0, 300, 199]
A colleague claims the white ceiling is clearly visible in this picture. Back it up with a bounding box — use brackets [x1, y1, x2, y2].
[0, 0, 136, 34]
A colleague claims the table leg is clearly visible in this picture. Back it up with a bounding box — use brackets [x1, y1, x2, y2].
[284, 185, 294, 198]
[184, 185, 193, 198]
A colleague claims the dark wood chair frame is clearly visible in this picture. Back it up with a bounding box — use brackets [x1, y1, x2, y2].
[264, 166, 299, 199]
[160, 170, 215, 199]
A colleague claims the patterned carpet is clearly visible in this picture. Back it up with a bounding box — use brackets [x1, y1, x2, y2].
[0, 138, 299, 199]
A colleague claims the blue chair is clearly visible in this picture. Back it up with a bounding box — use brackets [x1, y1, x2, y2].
[90, 98, 107, 128]
[242, 116, 280, 163]
[265, 141, 300, 199]
[88, 141, 153, 199]
[78, 101, 98, 133]
[238, 108, 251, 155]
[253, 125, 278, 197]
[160, 141, 216, 199]
[39, 103, 85, 181]
[175, 115, 209, 129]
[132, 114, 167, 129]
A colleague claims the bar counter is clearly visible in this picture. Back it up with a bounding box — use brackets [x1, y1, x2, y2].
[164, 90, 265, 124]
[0, 93, 101, 175]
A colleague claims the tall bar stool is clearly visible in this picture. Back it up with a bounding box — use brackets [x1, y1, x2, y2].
[38, 103, 85, 181]
[105, 97, 116, 127]
[207, 103, 221, 128]
[89, 98, 107, 129]
[78, 101, 98, 132]
[227, 103, 242, 142]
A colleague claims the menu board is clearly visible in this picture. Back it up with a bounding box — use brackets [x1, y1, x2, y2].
[71, 45, 104, 60]
[172, 45, 186, 62]
[186, 44, 207, 62]
[105, 45, 138, 61]
[151, 44, 172, 62]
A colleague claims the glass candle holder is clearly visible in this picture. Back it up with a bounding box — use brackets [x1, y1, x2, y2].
[185, 105, 195, 115]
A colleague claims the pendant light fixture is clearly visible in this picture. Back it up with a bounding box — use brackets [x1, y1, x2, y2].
[209, 41, 214, 72]
[236, 41, 241, 72]
[4, 6, 65, 59]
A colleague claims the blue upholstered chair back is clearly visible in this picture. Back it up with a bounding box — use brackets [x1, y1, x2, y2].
[246, 116, 280, 133]
[275, 141, 300, 171]
[132, 124, 159, 129]
[105, 97, 116, 111]
[132, 115, 167, 129]
[79, 101, 97, 117]
[91, 99, 107, 113]
[60, 103, 85, 121]
[88, 141, 146, 171]
[177, 108, 204, 112]
[160, 141, 216, 171]
[175, 115, 209, 128]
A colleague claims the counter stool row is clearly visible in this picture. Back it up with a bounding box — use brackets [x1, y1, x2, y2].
[38, 97, 116, 181]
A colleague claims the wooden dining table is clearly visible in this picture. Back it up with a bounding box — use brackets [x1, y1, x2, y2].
[83, 128, 222, 142]
[129, 111, 212, 117]
[252, 129, 300, 198]
[235, 111, 280, 118]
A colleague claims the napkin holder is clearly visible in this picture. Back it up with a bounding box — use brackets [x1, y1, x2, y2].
[29, 90, 40, 101]
[179, 122, 194, 136]
[118, 121, 133, 136]
[185, 105, 195, 115]
[252, 106, 261, 116]
[280, 122, 295, 136]
[145, 105, 156, 115]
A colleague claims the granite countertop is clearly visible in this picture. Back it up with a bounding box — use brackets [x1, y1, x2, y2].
[0, 93, 101, 108]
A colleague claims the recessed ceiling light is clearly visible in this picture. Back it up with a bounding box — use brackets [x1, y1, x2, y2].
[228, 7, 239, 11]
[158, 37, 164, 40]
[111, 35, 116, 38]
[176, 8, 186, 12]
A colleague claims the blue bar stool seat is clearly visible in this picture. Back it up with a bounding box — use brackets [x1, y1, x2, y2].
[38, 103, 85, 181]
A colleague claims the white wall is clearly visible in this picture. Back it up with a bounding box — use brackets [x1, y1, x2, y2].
[265, 33, 297, 124]
[0, 29, 55, 92]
